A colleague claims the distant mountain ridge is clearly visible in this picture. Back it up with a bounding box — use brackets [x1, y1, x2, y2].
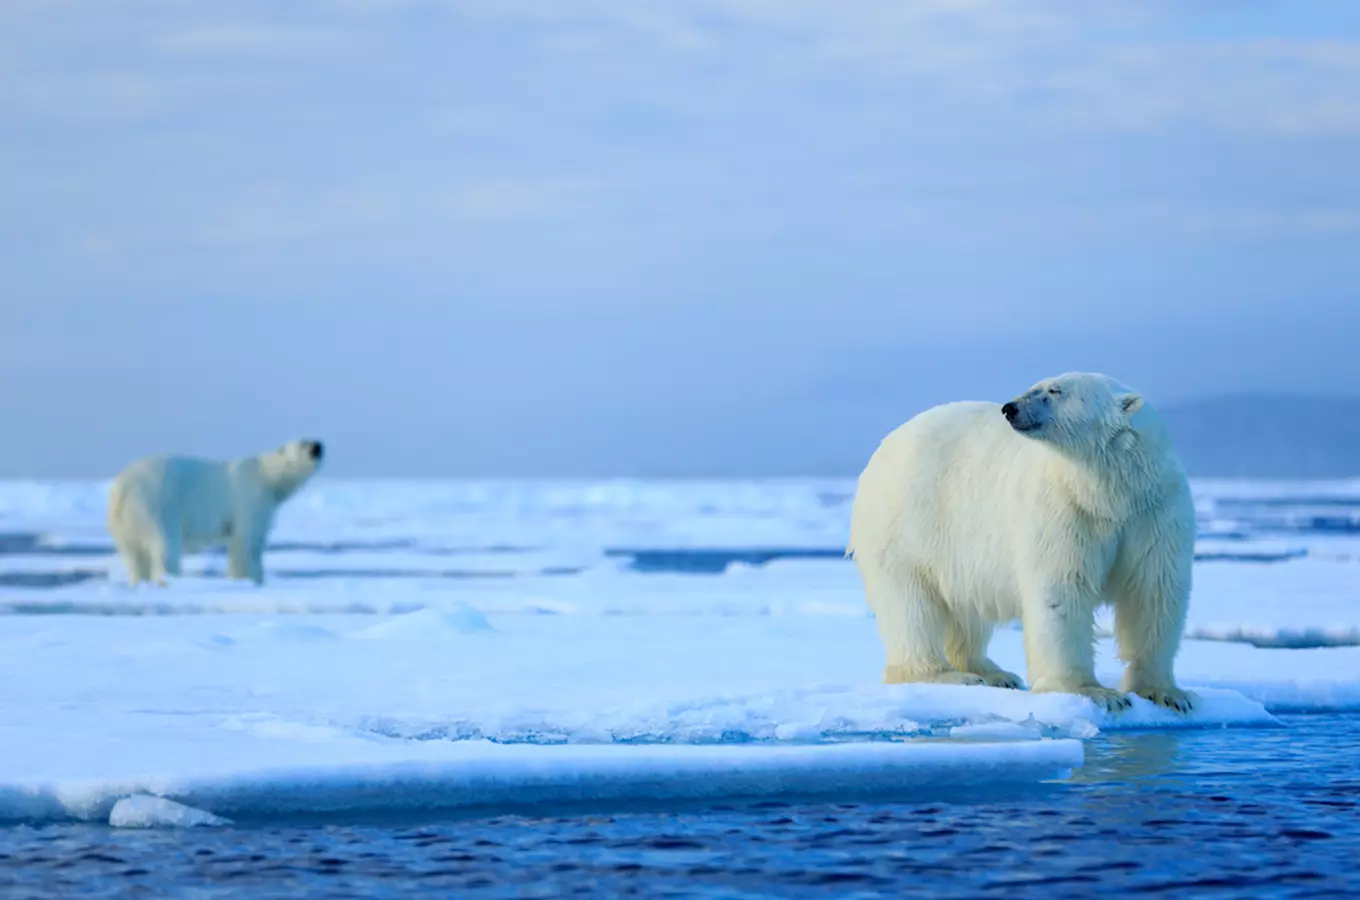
[1159, 395, 1360, 479]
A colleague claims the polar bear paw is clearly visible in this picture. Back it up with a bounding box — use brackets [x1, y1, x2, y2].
[1132, 686, 1195, 714]
[981, 670, 1025, 690]
[883, 665, 986, 686]
[931, 671, 989, 686]
[1073, 685, 1133, 713]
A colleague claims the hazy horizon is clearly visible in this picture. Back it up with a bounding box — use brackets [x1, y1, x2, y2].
[5, 1, 1360, 477]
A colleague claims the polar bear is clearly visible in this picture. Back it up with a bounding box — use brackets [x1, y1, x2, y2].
[107, 439, 324, 587]
[847, 373, 1194, 713]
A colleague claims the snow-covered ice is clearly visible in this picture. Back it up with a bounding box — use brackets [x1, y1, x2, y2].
[0, 610, 1331, 823]
[0, 477, 1357, 824]
[1177, 559, 1360, 648]
[3, 478, 1358, 645]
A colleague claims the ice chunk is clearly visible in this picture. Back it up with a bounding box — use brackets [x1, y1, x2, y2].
[950, 719, 1048, 741]
[109, 795, 231, 828]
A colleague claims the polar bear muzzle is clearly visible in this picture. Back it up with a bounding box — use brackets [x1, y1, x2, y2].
[1001, 395, 1051, 434]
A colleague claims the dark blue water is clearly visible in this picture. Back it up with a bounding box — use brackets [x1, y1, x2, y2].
[2, 715, 1357, 899]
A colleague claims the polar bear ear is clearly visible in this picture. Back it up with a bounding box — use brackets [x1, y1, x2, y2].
[1118, 392, 1144, 415]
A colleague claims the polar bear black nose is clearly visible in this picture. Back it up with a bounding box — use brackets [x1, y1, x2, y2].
[309, 441, 324, 461]
[1001, 402, 1018, 421]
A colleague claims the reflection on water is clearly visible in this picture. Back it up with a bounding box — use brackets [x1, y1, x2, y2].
[1070, 729, 1185, 784]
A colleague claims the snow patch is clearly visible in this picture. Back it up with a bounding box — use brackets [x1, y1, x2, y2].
[351, 605, 494, 640]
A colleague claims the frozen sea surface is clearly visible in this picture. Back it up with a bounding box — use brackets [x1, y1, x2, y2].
[2, 478, 1358, 646]
[0, 478, 1357, 844]
[1, 714, 1356, 899]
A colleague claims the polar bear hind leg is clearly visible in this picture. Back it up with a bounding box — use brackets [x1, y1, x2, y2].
[115, 539, 154, 587]
[944, 614, 1024, 689]
[110, 502, 168, 587]
[868, 573, 987, 686]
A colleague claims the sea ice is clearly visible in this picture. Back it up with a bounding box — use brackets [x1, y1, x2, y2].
[0, 477, 1355, 824]
[7, 740, 1085, 823]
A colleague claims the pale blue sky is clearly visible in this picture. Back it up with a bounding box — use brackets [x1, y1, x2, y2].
[3, 1, 1359, 476]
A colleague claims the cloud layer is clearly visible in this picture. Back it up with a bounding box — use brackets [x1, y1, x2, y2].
[3, 1, 1359, 475]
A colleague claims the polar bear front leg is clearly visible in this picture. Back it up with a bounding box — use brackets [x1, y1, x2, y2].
[1111, 551, 1194, 714]
[158, 527, 183, 579]
[1022, 584, 1132, 712]
[227, 521, 267, 585]
[227, 535, 265, 584]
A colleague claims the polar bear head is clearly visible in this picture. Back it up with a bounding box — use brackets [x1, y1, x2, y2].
[1001, 373, 1146, 455]
[258, 439, 324, 501]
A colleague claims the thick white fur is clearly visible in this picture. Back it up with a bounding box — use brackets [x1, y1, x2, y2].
[847, 373, 1195, 713]
[108, 440, 323, 587]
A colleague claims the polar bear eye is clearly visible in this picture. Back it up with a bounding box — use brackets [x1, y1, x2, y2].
[1046, 387, 1062, 396]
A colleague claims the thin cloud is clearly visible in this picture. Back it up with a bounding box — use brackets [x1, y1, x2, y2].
[156, 24, 346, 54]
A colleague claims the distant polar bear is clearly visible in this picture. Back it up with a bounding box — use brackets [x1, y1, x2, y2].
[847, 373, 1195, 713]
[107, 440, 324, 587]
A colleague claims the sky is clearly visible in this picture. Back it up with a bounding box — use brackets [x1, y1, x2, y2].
[3, 0, 1360, 477]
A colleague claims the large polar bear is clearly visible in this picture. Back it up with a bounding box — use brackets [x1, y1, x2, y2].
[847, 373, 1194, 713]
[107, 439, 324, 587]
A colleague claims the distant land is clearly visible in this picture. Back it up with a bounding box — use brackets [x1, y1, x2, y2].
[1159, 395, 1360, 479]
